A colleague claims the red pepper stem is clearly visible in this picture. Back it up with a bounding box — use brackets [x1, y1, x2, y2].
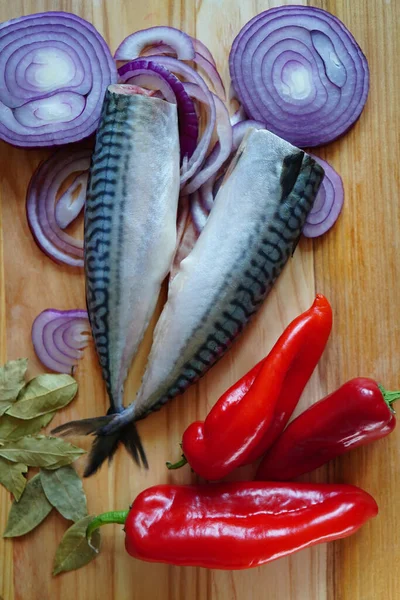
[86, 510, 129, 545]
[379, 385, 400, 410]
[166, 455, 188, 470]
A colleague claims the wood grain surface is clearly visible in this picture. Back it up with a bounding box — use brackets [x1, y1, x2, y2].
[0, 1, 399, 599]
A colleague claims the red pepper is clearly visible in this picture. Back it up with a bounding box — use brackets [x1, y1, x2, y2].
[168, 294, 332, 480]
[256, 378, 399, 481]
[86, 482, 377, 570]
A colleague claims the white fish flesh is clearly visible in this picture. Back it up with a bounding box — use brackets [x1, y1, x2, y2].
[101, 128, 324, 441]
[53, 84, 180, 475]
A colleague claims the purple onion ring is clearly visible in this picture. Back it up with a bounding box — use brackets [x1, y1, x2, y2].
[32, 309, 90, 373]
[0, 12, 117, 147]
[229, 5, 369, 147]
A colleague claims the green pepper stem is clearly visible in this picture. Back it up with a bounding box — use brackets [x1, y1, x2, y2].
[86, 510, 129, 547]
[166, 454, 188, 470]
[379, 385, 400, 411]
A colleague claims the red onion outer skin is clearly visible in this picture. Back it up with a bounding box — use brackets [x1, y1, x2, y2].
[303, 155, 344, 238]
[229, 5, 369, 147]
[0, 12, 117, 147]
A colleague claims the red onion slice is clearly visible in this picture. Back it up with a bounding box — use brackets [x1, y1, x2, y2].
[190, 190, 209, 234]
[303, 155, 344, 238]
[146, 56, 217, 186]
[119, 72, 177, 103]
[230, 105, 247, 125]
[118, 60, 198, 161]
[0, 12, 117, 147]
[191, 37, 217, 67]
[115, 26, 195, 61]
[182, 83, 232, 195]
[26, 149, 92, 267]
[140, 45, 225, 99]
[232, 120, 265, 150]
[192, 53, 226, 100]
[229, 5, 369, 147]
[199, 177, 215, 214]
[122, 31, 224, 100]
[55, 171, 88, 229]
[32, 309, 90, 373]
[140, 43, 174, 57]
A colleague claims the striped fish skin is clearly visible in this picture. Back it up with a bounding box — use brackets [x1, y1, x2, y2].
[106, 128, 324, 426]
[85, 85, 180, 413]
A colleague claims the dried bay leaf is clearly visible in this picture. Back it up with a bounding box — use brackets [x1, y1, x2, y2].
[41, 465, 88, 522]
[3, 474, 52, 537]
[0, 412, 55, 441]
[0, 358, 28, 415]
[7, 374, 77, 420]
[53, 515, 100, 575]
[0, 402, 11, 418]
[0, 358, 28, 401]
[0, 435, 85, 469]
[0, 458, 27, 501]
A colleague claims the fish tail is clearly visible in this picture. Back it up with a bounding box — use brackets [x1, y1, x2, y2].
[51, 409, 148, 477]
[83, 421, 147, 477]
[120, 421, 149, 470]
[51, 415, 114, 436]
[83, 429, 122, 477]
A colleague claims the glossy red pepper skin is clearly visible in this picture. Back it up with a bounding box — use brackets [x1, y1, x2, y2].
[256, 378, 397, 481]
[181, 295, 332, 479]
[244, 293, 332, 463]
[123, 482, 377, 569]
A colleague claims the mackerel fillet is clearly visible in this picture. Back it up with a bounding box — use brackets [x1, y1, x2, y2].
[53, 84, 180, 474]
[103, 128, 324, 436]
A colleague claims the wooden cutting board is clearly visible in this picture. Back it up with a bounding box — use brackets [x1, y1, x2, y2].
[0, 1, 399, 598]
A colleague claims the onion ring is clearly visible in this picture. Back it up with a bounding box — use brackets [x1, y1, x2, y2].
[303, 155, 344, 237]
[32, 309, 90, 373]
[229, 5, 369, 146]
[0, 12, 117, 146]
[182, 83, 232, 195]
[115, 26, 195, 61]
[26, 149, 92, 267]
[118, 60, 198, 160]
